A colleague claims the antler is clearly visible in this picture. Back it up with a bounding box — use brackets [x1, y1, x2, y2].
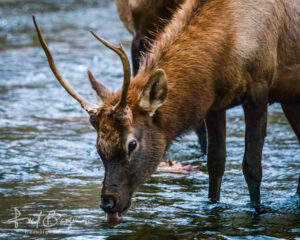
[90, 31, 131, 110]
[33, 16, 99, 114]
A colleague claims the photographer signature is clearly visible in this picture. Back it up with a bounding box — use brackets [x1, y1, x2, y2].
[6, 207, 90, 230]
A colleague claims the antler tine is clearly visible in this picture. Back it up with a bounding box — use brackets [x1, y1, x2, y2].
[33, 16, 98, 114]
[90, 31, 131, 109]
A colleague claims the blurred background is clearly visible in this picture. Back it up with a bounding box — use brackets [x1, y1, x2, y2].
[0, 0, 299, 239]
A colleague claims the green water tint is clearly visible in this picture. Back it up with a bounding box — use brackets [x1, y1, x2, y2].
[0, 0, 299, 239]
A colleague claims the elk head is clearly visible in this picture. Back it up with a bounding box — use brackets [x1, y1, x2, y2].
[33, 17, 168, 220]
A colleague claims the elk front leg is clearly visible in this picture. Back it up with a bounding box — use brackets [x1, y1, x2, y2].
[281, 103, 300, 195]
[206, 110, 226, 202]
[195, 119, 207, 155]
[242, 99, 268, 208]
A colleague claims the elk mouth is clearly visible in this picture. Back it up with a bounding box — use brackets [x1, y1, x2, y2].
[106, 200, 131, 221]
[107, 212, 120, 221]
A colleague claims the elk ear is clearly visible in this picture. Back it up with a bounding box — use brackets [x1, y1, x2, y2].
[88, 70, 111, 102]
[139, 69, 167, 116]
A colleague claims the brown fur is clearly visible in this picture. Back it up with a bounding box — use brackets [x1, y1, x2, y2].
[94, 0, 300, 215]
[116, 0, 184, 37]
[132, 0, 300, 140]
[116, 0, 186, 76]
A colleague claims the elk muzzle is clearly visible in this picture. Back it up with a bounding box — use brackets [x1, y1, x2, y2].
[100, 164, 132, 220]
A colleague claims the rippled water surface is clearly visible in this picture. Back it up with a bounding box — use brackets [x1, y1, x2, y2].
[0, 1, 299, 239]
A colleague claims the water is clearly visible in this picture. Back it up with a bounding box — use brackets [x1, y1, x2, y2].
[0, 1, 299, 239]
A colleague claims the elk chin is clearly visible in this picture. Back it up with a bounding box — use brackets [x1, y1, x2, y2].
[106, 212, 120, 221]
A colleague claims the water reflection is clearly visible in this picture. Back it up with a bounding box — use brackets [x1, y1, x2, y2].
[0, 0, 299, 239]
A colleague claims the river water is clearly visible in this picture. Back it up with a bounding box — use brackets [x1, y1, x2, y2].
[0, 1, 299, 239]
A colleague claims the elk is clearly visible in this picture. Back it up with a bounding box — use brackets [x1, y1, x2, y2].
[33, 0, 300, 220]
[116, 0, 184, 74]
[116, 0, 208, 154]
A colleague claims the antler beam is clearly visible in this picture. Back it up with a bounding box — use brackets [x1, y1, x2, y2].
[33, 16, 98, 114]
[90, 31, 131, 109]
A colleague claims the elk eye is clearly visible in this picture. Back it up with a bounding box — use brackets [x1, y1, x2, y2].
[128, 140, 137, 153]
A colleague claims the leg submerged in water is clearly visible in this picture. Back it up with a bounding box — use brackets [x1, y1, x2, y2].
[206, 110, 226, 202]
[281, 103, 300, 195]
[242, 98, 268, 209]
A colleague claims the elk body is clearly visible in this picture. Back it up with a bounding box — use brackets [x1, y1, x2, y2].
[33, 0, 300, 220]
[116, 0, 184, 74]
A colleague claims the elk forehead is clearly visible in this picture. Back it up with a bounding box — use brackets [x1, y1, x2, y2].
[97, 105, 134, 157]
[97, 124, 121, 159]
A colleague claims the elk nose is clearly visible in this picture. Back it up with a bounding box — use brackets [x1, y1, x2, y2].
[100, 196, 116, 212]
